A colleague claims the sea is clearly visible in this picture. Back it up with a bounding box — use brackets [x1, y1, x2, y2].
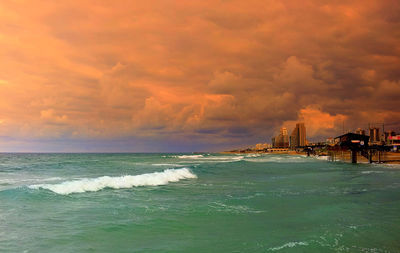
[0, 153, 400, 252]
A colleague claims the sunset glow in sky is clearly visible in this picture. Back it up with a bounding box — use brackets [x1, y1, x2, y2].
[1, 0, 400, 152]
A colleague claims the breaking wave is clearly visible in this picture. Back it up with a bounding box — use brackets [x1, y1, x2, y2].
[175, 155, 204, 159]
[29, 168, 197, 195]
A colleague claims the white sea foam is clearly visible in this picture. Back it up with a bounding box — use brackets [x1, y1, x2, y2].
[246, 154, 261, 158]
[268, 241, 309, 251]
[372, 163, 400, 169]
[29, 168, 197, 195]
[172, 154, 244, 163]
[208, 202, 265, 214]
[151, 163, 182, 167]
[175, 155, 204, 159]
[361, 170, 383, 174]
[315, 155, 329, 161]
[199, 156, 244, 161]
[245, 155, 307, 163]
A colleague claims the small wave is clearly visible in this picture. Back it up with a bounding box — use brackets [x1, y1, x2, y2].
[245, 156, 307, 163]
[199, 156, 244, 161]
[372, 163, 400, 169]
[315, 155, 329, 161]
[29, 168, 197, 195]
[208, 202, 264, 214]
[175, 155, 204, 159]
[172, 155, 244, 163]
[246, 154, 261, 158]
[151, 163, 182, 167]
[268, 241, 309, 251]
[0, 176, 63, 186]
[361, 170, 383, 174]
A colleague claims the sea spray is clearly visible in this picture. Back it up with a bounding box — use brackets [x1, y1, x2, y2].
[29, 168, 197, 195]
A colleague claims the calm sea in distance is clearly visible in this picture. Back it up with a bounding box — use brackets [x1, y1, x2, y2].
[1, 153, 400, 252]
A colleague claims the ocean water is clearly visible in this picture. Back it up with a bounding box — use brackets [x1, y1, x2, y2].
[1, 153, 400, 252]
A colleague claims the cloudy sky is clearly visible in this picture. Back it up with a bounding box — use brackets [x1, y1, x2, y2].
[0, 0, 399, 152]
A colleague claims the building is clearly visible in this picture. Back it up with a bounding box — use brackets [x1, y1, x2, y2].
[290, 123, 306, 148]
[384, 130, 396, 142]
[334, 132, 370, 148]
[334, 132, 371, 163]
[369, 127, 380, 143]
[273, 127, 289, 148]
[254, 143, 271, 150]
[388, 135, 400, 151]
[355, 128, 365, 135]
[326, 137, 335, 145]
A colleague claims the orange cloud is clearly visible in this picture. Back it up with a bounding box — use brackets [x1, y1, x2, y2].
[283, 106, 348, 139]
[0, 0, 399, 151]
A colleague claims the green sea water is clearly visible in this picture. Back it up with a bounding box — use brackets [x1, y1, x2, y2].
[1, 153, 400, 252]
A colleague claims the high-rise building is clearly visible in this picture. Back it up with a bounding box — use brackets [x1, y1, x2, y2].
[273, 127, 289, 148]
[369, 127, 380, 143]
[280, 127, 288, 136]
[289, 134, 297, 149]
[290, 123, 306, 148]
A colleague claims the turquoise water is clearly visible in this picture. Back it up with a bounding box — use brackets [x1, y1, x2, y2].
[1, 153, 400, 252]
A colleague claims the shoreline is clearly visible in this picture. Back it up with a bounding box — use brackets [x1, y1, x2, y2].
[221, 150, 400, 165]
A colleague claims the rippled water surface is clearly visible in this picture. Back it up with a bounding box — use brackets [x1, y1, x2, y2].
[1, 153, 400, 252]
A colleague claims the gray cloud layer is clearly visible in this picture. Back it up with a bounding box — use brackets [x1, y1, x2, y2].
[0, 0, 399, 151]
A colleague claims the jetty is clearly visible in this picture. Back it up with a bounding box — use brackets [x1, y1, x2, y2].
[311, 132, 398, 164]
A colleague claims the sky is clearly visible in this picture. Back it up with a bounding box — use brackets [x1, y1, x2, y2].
[0, 0, 399, 152]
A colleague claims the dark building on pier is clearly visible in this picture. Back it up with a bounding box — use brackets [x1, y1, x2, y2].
[335, 132, 370, 148]
[334, 132, 371, 163]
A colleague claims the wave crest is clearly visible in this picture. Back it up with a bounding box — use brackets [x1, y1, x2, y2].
[175, 155, 204, 159]
[29, 168, 197, 195]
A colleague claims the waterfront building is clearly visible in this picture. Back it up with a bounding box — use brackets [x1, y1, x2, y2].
[255, 143, 271, 150]
[273, 127, 289, 148]
[388, 135, 400, 151]
[289, 134, 297, 149]
[369, 127, 380, 143]
[290, 123, 306, 148]
[384, 130, 396, 142]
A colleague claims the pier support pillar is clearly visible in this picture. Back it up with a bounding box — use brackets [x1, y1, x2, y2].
[369, 150, 373, 163]
[351, 150, 357, 164]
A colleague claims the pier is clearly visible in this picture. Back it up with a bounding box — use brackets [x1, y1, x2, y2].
[323, 133, 396, 164]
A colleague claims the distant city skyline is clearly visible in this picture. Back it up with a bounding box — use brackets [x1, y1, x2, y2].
[0, 1, 399, 152]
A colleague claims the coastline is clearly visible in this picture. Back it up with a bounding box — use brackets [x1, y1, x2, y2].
[220, 150, 308, 156]
[221, 150, 400, 164]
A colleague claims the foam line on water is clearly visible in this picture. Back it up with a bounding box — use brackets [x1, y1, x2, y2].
[174, 155, 244, 162]
[29, 168, 197, 195]
[174, 155, 204, 159]
[268, 241, 309, 251]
